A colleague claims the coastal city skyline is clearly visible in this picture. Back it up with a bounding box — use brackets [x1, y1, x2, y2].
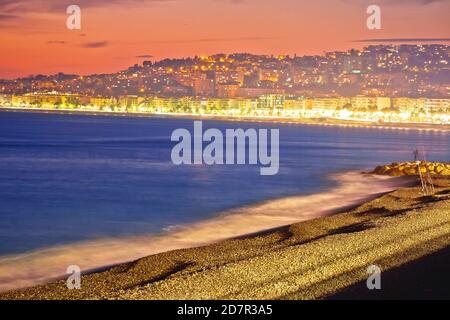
[1, 44, 449, 98]
[0, 0, 449, 79]
[1, 43, 449, 125]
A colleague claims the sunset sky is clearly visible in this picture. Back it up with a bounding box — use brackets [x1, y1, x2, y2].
[0, 0, 449, 79]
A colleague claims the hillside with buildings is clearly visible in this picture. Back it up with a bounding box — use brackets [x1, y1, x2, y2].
[1, 44, 449, 124]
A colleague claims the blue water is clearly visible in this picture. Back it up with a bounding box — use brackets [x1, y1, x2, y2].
[0, 111, 449, 256]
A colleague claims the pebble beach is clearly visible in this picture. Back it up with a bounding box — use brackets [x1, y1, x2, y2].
[2, 174, 450, 300]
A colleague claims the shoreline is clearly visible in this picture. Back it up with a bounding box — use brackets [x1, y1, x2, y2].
[0, 172, 413, 294]
[2, 106, 450, 133]
[2, 174, 449, 300]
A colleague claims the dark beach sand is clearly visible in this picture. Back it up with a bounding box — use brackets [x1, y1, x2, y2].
[329, 245, 450, 300]
[1, 176, 450, 300]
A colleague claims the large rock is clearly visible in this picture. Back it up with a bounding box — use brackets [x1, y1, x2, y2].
[372, 161, 450, 177]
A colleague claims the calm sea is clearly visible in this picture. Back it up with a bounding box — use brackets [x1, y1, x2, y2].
[0, 110, 449, 256]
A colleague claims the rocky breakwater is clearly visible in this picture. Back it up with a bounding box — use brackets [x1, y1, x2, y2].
[373, 161, 450, 177]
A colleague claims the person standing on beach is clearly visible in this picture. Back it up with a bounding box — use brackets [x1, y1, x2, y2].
[414, 149, 420, 162]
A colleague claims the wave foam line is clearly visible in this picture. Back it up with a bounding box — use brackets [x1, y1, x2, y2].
[0, 172, 414, 292]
